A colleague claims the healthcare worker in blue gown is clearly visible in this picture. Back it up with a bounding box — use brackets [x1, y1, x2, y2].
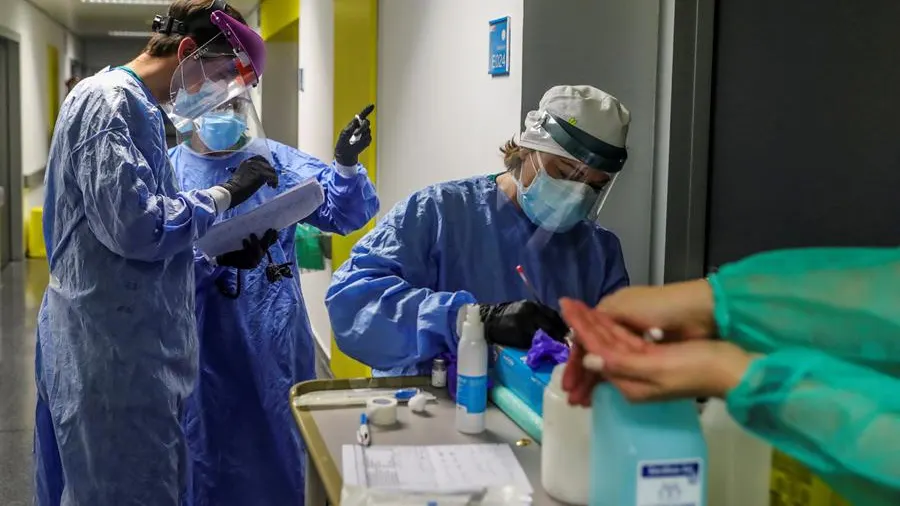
[327, 85, 632, 375]
[170, 96, 379, 506]
[33, 2, 277, 505]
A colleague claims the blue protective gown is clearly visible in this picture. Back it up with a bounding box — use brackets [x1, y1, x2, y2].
[326, 175, 629, 376]
[34, 68, 221, 506]
[170, 139, 379, 506]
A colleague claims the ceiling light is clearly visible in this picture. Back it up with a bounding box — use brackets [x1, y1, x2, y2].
[109, 31, 154, 37]
[83, 0, 170, 5]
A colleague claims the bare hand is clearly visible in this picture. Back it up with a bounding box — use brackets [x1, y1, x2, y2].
[587, 339, 754, 402]
[560, 297, 752, 405]
[597, 280, 718, 342]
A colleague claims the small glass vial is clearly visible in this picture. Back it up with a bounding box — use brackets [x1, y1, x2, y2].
[431, 358, 448, 388]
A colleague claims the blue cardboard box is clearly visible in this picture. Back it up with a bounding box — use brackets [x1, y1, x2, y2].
[490, 345, 554, 416]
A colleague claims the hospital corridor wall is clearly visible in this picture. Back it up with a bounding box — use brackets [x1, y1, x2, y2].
[82, 36, 145, 75]
[296, 0, 338, 376]
[0, 0, 81, 265]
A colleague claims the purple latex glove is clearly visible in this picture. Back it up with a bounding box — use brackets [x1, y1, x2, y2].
[525, 329, 570, 369]
[441, 352, 493, 402]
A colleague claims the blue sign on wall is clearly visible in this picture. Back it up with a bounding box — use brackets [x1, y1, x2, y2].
[489, 16, 510, 76]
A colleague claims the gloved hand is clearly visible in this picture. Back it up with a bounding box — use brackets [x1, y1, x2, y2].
[216, 229, 278, 269]
[221, 155, 279, 210]
[334, 104, 374, 167]
[479, 300, 570, 349]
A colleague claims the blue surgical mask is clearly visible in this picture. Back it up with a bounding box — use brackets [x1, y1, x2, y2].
[515, 167, 596, 232]
[196, 112, 247, 151]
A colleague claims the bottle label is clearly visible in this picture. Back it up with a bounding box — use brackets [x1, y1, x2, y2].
[456, 374, 487, 414]
[636, 459, 703, 506]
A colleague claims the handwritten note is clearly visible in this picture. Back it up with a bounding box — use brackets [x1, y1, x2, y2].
[342, 444, 533, 494]
[197, 178, 325, 257]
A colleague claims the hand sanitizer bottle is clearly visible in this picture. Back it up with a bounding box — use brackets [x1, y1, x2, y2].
[590, 384, 708, 506]
[456, 304, 487, 434]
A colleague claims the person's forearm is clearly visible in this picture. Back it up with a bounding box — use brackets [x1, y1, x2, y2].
[326, 266, 475, 370]
[709, 247, 900, 373]
[726, 348, 900, 506]
[306, 164, 379, 235]
[85, 189, 220, 262]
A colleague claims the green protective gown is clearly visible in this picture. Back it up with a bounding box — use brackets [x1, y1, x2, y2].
[708, 247, 900, 505]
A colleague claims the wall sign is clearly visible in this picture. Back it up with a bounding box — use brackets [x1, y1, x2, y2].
[489, 16, 510, 77]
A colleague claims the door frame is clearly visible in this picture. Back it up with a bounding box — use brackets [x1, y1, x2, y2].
[661, 0, 716, 282]
[0, 28, 24, 264]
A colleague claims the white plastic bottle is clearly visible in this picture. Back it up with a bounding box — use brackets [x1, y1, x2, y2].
[701, 399, 772, 506]
[456, 304, 488, 434]
[542, 364, 591, 505]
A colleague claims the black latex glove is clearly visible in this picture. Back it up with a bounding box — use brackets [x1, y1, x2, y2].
[479, 300, 569, 349]
[334, 104, 374, 167]
[221, 155, 279, 210]
[216, 229, 278, 269]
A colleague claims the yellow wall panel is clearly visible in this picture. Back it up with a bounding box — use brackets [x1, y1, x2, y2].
[28, 207, 46, 258]
[330, 0, 378, 379]
[260, 0, 300, 41]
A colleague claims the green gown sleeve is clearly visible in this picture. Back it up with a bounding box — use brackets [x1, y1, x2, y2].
[726, 348, 900, 506]
[708, 247, 900, 375]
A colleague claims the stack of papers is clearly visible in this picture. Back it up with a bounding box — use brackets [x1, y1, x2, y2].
[342, 444, 533, 494]
[197, 178, 325, 257]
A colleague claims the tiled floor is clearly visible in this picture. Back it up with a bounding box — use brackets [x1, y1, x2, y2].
[0, 260, 48, 506]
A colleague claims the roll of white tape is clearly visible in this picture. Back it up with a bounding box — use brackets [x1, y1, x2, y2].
[366, 396, 399, 426]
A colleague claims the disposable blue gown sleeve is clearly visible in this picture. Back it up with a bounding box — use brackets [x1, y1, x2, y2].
[326, 221, 476, 372]
[76, 128, 218, 262]
[709, 247, 900, 375]
[193, 248, 222, 292]
[273, 144, 379, 235]
[726, 349, 900, 506]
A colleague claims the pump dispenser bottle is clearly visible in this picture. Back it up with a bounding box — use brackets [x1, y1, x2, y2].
[590, 384, 708, 505]
[456, 304, 488, 434]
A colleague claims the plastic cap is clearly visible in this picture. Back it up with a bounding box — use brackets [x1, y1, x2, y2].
[466, 304, 481, 323]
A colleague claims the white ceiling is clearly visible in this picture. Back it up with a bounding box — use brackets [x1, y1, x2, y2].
[28, 0, 258, 36]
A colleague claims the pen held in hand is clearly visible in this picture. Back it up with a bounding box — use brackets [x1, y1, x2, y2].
[515, 265, 542, 305]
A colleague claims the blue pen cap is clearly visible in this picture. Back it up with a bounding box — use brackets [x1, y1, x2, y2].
[360, 413, 367, 424]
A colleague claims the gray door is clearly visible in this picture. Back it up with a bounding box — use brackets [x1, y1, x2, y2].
[0, 37, 21, 270]
[0, 38, 10, 270]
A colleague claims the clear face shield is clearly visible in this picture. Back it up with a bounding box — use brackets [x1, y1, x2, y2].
[176, 93, 270, 161]
[515, 112, 628, 235]
[516, 151, 618, 230]
[162, 7, 266, 134]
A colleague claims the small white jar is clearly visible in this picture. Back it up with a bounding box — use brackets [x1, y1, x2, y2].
[541, 363, 591, 505]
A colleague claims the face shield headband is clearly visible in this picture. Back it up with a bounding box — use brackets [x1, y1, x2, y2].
[152, 0, 228, 48]
[539, 112, 628, 174]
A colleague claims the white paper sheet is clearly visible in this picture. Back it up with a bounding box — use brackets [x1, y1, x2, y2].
[197, 178, 325, 257]
[342, 444, 533, 494]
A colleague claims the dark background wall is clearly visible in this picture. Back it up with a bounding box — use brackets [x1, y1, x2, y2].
[82, 37, 147, 75]
[705, 0, 900, 269]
